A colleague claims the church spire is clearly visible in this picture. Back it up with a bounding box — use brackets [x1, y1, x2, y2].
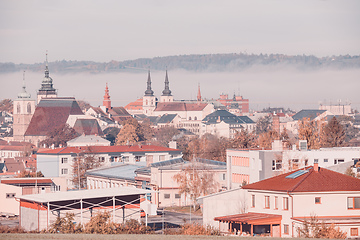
[197, 83, 202, 102]
[18, 71, 31, 99]
[144, 69, 154, 96]
[162, 68, 172, 96]
[103, 83, 111, 109]
[37, 51, 57, 103]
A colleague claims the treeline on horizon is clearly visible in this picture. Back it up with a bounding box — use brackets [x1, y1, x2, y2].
[1, 53, 360, 74]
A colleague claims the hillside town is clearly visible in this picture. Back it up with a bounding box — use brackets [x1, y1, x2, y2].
[0, 54, 360, 238]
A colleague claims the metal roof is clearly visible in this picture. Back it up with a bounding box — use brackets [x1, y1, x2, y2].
[85, 164, 142, 181]
[17, 186, 152, 203]
[292, 109, 326, 121]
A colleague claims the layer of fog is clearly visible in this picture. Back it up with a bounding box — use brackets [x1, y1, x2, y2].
[1, 67, 359, 112]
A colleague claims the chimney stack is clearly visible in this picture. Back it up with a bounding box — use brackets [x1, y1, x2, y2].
[314, 163, 319, 172]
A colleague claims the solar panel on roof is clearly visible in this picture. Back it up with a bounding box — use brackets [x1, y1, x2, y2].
[285, 169, 309, 179]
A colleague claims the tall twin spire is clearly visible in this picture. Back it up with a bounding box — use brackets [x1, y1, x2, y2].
[162, 68, 172, 96]
[145, 69, 172, 97]
[144, 69, 154, 96]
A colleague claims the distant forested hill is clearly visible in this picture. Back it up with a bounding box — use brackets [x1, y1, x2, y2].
[1, 53, 359, 73]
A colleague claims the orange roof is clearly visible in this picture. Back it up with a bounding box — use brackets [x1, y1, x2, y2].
[155, 102, 207, 112]
[215, 212, 282, 224]
[37, 145, 180, 155]
[125, 98, 143, 110]
[1, 178, 53, 185]
[0, 145, 26, 151]
[242, 166, 360, 193]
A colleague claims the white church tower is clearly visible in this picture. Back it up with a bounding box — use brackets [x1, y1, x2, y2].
[13, 71, 36, 141]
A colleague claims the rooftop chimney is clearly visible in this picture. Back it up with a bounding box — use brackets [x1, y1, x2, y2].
[314, 163, 319, 172]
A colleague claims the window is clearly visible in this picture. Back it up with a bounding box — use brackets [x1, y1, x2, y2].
[6, 193, 16, 198]
[98, 157, 105, 162]
[251, 195, 255, 208]
[175, 194, 181, 199]
[314, 159, 319, 164]
[283, 197, 289, 210]
[27, 102, 31, 114]
[334, 159, 344, 164]
[351, 228, 358, 236]
[164, 194, 170, 199]
[159, 155, 165, 161]
[315, 197, 321, 204]
[324, 158, 328, 163]
[135, 156, 141, 162]
[221, 173, 226, 181]
[194, 116, 197, 120]
[284, 224, 289, 234]
[272, 160, 282, 170]
[61, 168, 68, 175]
[189, 117, 192, 120]
[348, 197, 360, 209]
[274, 196, 278, 210]
[265, 196, 270, 209]
[61, 158, 68, 164]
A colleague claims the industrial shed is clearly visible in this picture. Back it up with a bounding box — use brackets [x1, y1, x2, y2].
[17, 187, 152, 231]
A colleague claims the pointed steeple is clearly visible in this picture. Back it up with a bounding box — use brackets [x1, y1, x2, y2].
[103, 83, 111, 109]
[38, 51, 57, 93]
[162, 68, 172, 96]
[18, 71, 31, 99]
[144, 69, 154, 96]
[197, 83, 202, 102]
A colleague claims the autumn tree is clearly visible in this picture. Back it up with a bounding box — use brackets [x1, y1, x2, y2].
[17, 171, 44, 178]
[0, 99, 13, 113]
[103, 127, 120, 144]
[72, 147, 103, 189]
[115, 124, 139, 145]
[320, 117, 345, 148]
[173, 161, 219, 207]
[40, 124, 78, 148]
[122, 118, 144, 141]
[297, 215, 346, 239]
[298, 118, 322, 149]
[258, 130, 279, 149]
[232, 129, 257, 149]
[154, 126, 179, 147]
[140, 118, 155, 142]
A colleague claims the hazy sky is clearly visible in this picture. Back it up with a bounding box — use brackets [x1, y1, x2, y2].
[0, 0, 359, 64]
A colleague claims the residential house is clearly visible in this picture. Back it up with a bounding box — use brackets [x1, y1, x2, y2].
[201, 165, 360, 238]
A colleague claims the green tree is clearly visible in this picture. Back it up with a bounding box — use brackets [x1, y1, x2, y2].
[255, 115, 272, 134]
[320, 117, 345, 147]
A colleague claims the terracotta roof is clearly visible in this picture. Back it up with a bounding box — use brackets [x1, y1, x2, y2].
[242, 166, 360, 192]
[155, 102, 208, 112]
[0, 145, 25, 151]
[25, 98, 83, 136]
[1, 178, 53, 185]
[3, 158, 25, 173]
[214, 212, 282, 224]
[37, 145, 181, 155]
[125, 98, 143, 110]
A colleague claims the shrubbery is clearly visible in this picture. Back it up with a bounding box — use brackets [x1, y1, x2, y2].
[164, 223, 220, 236]
[297, 216, 347, 239]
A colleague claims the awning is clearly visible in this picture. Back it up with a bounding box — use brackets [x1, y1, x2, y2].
[215, 212, 282, 225]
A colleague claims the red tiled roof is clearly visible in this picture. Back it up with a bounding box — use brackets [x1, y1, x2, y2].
[214, 212, 282, 224]
[25, 98, 83, 136]
[3, 158, 25, 173]
[1, 178, 53, 184]
[242, 166, 360, 192]
[37, 145, 181, 155]
[0, 145, 26, 151]
[155, 102, 208, 112]
[125, 98, 143, 110]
